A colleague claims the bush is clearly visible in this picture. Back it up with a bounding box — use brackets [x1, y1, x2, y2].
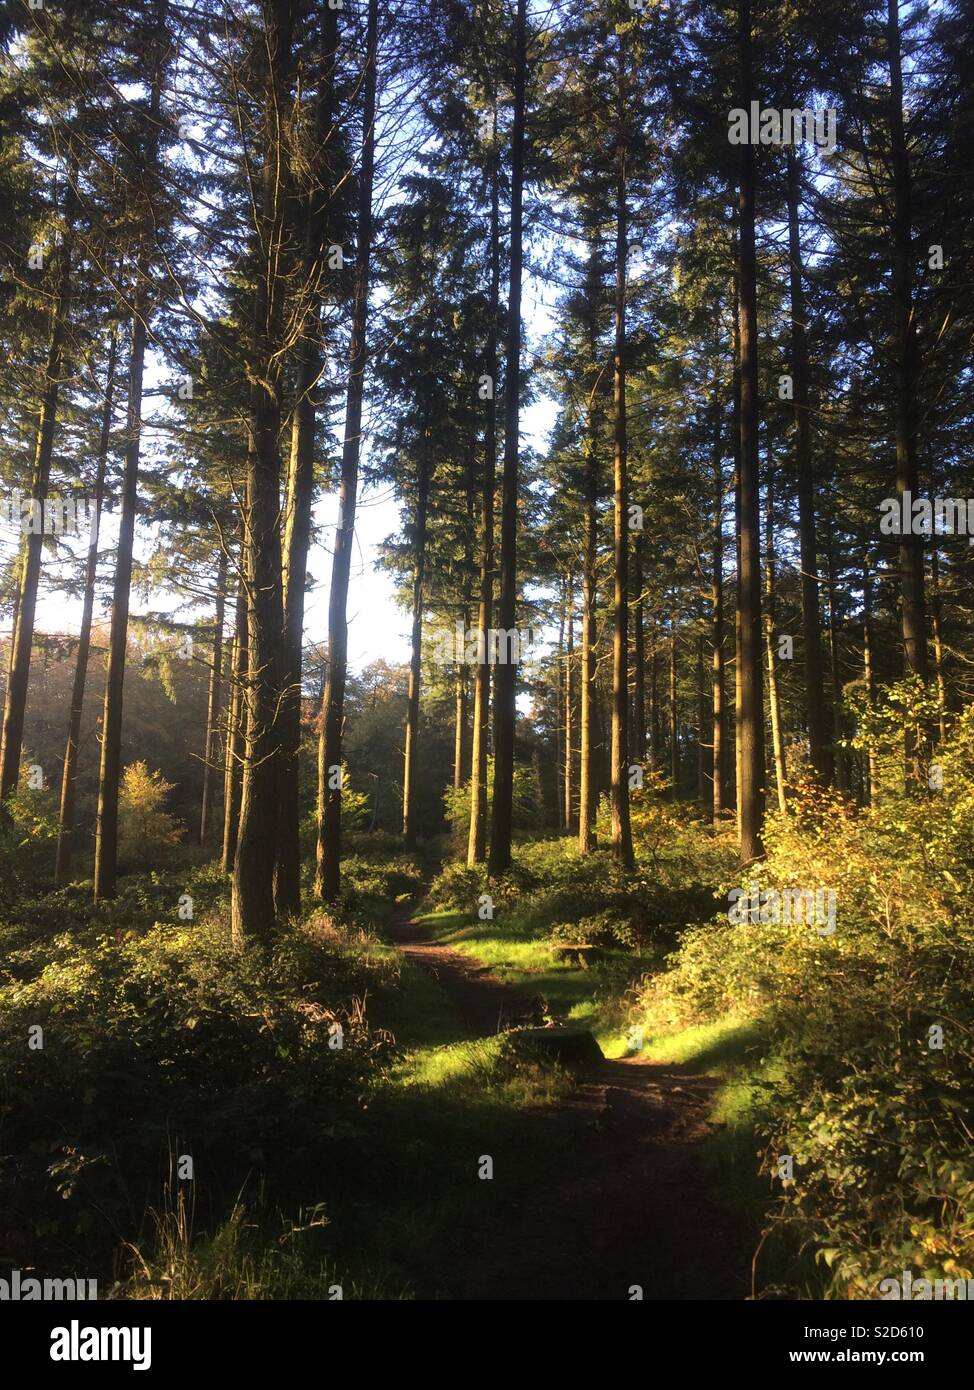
[630, 697, 974, 1295]
[0, 892, 397, 1279]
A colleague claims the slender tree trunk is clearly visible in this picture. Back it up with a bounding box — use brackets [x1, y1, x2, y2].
[733, 275, 743, 841]
[764, 461, 787, 814]
[886, 0, 927, 685]
[222, 577, 247, 872]
[930, 548, 947, 741]
[863, 563, 879, 810]
[1, 183, 74, 800]
[632, 537, 646, 766]
[564, 571, 575, 830]
[274, 4, 339, 916]
[466, 146, 500, 867]
[402, 438, 431, 849]
[609, 40, 634, 869]
[669, 631, 679, 798]
[488, 0, 527, 876]
[200, 548, 228, 845]
[649, 631, 660, 770]
[736, 0, 766, 862]
[454, 610, 470, 791]
[315, 0, 378, 901]
[711, 380, 725, 824]
[231, 2, 295, 943]
[55, 328, 117, 883]
[786, 146, 829, 782]
[822, 530, 844, 795]
[556, 583, 566, 827]
[825, 535, 848, 792]
[93, 312, 149, 899]
[696, 632, 708, 810]
[578, 238, 601, 855]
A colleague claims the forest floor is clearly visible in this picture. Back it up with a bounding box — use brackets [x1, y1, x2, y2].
[387, 900, 748, 1300]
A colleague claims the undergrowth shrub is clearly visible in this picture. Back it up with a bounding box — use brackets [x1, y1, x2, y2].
[0, 889, 398, 1280]
[632, 693, 974, 1296]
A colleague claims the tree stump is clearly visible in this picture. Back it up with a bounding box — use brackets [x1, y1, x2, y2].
[500, 1026, 604, 1070]
[550, 943, 603, 969]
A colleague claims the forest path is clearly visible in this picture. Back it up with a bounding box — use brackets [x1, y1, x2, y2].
[388, 903, 747, 1300]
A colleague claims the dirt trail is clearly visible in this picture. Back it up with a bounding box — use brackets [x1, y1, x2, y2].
[389, 907, 747, 1301]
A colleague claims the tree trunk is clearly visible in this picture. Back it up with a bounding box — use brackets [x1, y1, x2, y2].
[786, 146, 829, 782]
[466, 143, 500, 867]
[1, 180, 74, 800]
[93, 310, 149, 899]
[632, 536, 646, 767]
[609, 39, 634, 870]
[825, 534, 848, 792]
[862, 562, 879, 811]
[274, 3, 339, 917]
[222, 576, 247, 872]
[735, 0, 766, 862]
[55, 327, 117, 883]
[487, 0, 527, 876]
[231, 1, 295, 943]
[315, 0, 378, 901]
[564, 571, 575, 830]
[764, 460, 787, 814]
[711, 379, 725, 824]
[200, 548, 228, 845]
[886, 0, 927, 685]
[454, 611, 470, 791]
[669, 631, 679, 798]
[930, 548, 947, 741]
[402, 439, 431, 849]
[696, 632, 708, 811]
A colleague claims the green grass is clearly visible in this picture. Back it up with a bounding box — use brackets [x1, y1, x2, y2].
[410, 904, 653, 1042]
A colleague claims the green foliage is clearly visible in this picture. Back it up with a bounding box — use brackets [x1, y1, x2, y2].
[0, 874, 397, 1278]
[118, 761, 184, 869]
[633, 702, 974, 1295]
[443, 758, 540, 853]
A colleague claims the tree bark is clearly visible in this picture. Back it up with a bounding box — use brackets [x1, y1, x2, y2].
[669, 630, 679, 798]
[274, 3, 339, 917]
[786, 146, 829, 782]
[825, 533, 848, 792]
[402, 441, 430, 849]
[886, 0, 927, 684]
[200, 547, 228, 844]
[487, 0, 527, 876]
[564, 570, 575, 830]
[735, 0, 766, 862]
[55, 328, 117, 883]
[609, 37, 634, 870]
[466, 142, 500, 867]
[578, 235, 601, 855]
[221, 575, 247, 872]
[930, 548, 947, 741]
[231, 0, 295, 943]
[862, 562, 879, 811]
[315, 0, 378, 901]
[711, 378, 726, 824]
[632, 536, 646, 768]
[764, 459, 787, 814]
[1, 179, 74, 800]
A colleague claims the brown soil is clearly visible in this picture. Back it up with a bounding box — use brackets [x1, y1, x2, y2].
[389, 907, 749, 1301]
